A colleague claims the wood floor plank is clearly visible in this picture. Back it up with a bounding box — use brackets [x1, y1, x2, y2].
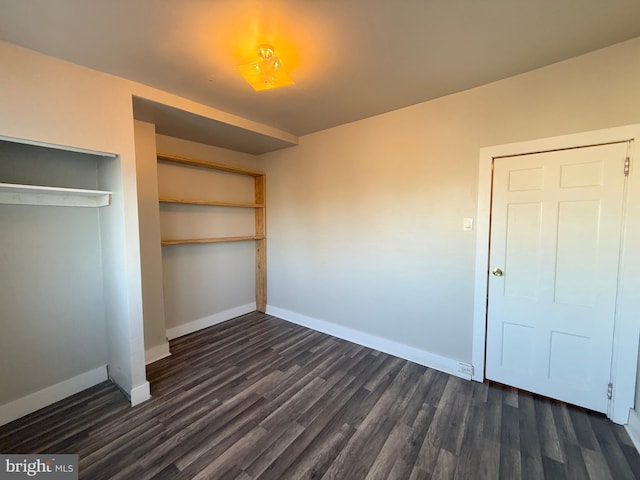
[361, 355, 404, 391]
[1, 311, 638, 480]
[452, 402, 485, 480]
[542, 456, 567, 480]
[426, 376, 473, 455]
[620, 443, 640, 480]
[408, 467, 430, 480]
[502, 384, 519, 408]
[241, 422, 305, 478]
[536, 398, 565, 463]
[173, 397, 271, 478]
[432, 448, 458, 480]
[550, 400, 580, 447]
[483, 383, 503, 443]
[148, 463, 180, 480]
[82, 421, 166, 480]
[517, 391, 546, 480]
[471, 378, 489, 404]
[563, 443, 590, 480]
[398, 368, 438, 427]
[501, 403, 520, 451]
[321, 415, 397, 479]
[478, 439, 501, 479]
[499, 446, 522, 480]
[0, 382, 124, 444]
[321, 361, 423, 479]
[296, 352, 381, 427]
[251, 358, 395, 478]
[280, 423, 356, 480]
[364, 422, 413, 480]
[189, 426, 271, 480]
[568, 407, 600, 451]
[422, 369, 450, 407]
[411, 437, 441, 477]
[581, 446, 615, 480]
[589, 413, 637, 480]
[392, 403, 437, 478]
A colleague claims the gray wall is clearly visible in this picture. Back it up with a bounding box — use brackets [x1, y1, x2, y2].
[260, 38, 640, 390]
[0, 141, 107, 404]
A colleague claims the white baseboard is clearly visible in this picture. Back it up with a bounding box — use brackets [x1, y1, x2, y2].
[626, 409, 640, 453]
[145, 341, 171, 365]
[166, 303, 257, 340]
[0, 366, 108, 427]
[130, 381, 151, 406]
[266, 305, 469, 380]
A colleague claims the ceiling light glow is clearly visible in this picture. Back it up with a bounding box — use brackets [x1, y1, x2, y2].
[237, 44, 294, 91]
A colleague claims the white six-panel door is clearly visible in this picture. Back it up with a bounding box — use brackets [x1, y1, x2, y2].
[486, 142, 628, 413]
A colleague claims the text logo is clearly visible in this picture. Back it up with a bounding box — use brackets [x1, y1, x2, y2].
[0, 455, 78, 479]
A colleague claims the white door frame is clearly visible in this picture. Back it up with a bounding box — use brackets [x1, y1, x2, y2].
[472, 124, 640, 424]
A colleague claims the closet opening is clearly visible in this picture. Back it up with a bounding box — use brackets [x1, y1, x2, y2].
[0, 137, 134, 426]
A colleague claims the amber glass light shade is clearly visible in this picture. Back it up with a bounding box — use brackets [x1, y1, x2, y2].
[237, 45, 294, 91]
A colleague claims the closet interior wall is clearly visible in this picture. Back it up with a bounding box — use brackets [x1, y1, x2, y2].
[0, 140, 112, 408]
[154, 134, 260, 341]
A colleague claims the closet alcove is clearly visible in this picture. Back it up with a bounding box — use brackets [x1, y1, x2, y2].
[0, 138, 131, 424]
[135, 122, 267, 362]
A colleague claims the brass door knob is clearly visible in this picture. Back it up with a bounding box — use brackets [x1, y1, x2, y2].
[492, 268, 503, 277]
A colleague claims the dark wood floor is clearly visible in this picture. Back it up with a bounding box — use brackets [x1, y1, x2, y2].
[1, 312, 639, 479]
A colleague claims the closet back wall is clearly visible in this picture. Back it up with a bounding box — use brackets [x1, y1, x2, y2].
[0, 141, 107, 405]
[155, 135, 259, 339]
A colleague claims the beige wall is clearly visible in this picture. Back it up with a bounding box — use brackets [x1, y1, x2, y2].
[134, 120, 168, 361]
[0, 40, 147, 399]
[0, 40, 284, 404]
[260, 38, 640, 397]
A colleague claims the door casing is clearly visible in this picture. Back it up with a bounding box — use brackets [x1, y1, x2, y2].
[472, 124, 640, 424]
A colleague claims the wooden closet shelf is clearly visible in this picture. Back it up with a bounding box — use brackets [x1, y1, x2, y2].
[161, 235, 265, 246]
[159, 197, 265, 208]
[0, 182, 111, 207]
[157, 152, 267, 311]
[157, 153, 265, 177]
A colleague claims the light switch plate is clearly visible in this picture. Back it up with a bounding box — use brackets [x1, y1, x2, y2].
[463, 217, 474, 231]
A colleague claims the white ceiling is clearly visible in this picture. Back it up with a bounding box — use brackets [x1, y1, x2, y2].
[2, 0, 640, 142]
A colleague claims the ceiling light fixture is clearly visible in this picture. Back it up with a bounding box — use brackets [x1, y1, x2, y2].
[237, 44, 294, 91]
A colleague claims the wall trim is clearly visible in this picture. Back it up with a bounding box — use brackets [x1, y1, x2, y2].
[626, 409, 640, 453]
[0, 366, 108, 427]
[267, 305, 470, 381]
[166, 303, 257, 340]
[130, 382, 151, 406]
[145, 341, 171, 365]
